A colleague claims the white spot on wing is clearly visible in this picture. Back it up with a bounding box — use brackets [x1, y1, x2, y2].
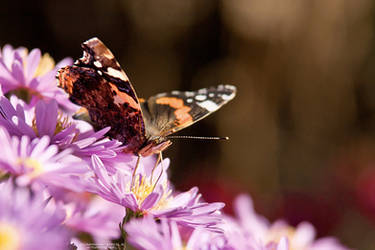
[198, 88, 208, 94]
[217, 85, 225, 91]
[156, 92, 167, 97]
[97, 70, 103, 75]
[187, 98, 193, 103]
[107, 67, 128, 81]
[225, 85, 237, 91]
[197, 100, 219, 112]
[195, 94, 206, 101]
[221, 93, 235, 101]
[185, 91, 194, 97]
[209, 93, 214, 98]
[94, 61, 102, 68]
[171, 91, 180, 95]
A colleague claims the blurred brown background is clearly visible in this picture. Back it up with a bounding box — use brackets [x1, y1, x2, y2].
[2, 0, 375, 248]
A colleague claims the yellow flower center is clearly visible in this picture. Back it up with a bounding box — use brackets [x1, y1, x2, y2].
[55, 113, 72, 135]
[151, 188, 172, 211]
[17, 157, 44, 178]
[10, 52, 56, 103]
[131, 175, 155, 204]
[0, 222, 21, 250]
[267, 226, 305, 250]
[130, 175, 172, 211]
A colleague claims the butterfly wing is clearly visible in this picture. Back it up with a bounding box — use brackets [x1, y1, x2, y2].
[141, 85, 236, 138]
[75, 37, 141, 111]
[58, 37, 146, 152]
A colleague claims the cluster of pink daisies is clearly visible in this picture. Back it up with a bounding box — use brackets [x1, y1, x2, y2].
[0, 44, 349, 250]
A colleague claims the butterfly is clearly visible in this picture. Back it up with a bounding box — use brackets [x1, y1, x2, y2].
[58, 37, 236, 157]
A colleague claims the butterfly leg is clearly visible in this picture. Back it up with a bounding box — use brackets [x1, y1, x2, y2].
[131, 154, 141, 188]
[151, 152, 164, 192]
[151, 153, 162, 183]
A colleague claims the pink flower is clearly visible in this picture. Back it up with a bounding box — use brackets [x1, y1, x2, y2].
[126, 216, 227, 250]
[0, 126, 87, 191]
[0, 181, 71, 250]
[228, 194, 348, 250]
[0, 44, 76, 111]
[64, 196, 124, 241]
[87, 155, 224, 230]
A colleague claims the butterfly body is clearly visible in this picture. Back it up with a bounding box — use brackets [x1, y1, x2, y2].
[58, 37, 236, 156]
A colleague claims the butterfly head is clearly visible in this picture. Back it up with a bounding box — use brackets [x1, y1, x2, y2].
[137, 136, 172, 157]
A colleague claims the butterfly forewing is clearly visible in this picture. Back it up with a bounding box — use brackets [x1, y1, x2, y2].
[58, 37, 146, 152]
[77, 38, 142, 110]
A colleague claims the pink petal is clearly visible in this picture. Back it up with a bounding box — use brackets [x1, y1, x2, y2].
[25, 49, 41, 82]
[277, 237, 289, 250]
[35, 100, 58, 137]
[141, 192, 160, 210]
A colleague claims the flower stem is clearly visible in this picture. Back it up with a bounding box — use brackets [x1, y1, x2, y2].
[119, 208, 136, 250]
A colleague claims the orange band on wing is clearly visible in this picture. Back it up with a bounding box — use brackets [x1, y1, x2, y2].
[156, 97, 193, 124]
[109, 83, 140, 110]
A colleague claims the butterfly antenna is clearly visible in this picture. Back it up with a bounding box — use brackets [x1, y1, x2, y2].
[166, 135, 229, 140]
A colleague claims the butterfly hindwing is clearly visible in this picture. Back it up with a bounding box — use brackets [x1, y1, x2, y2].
[141, 85, 237, 137]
